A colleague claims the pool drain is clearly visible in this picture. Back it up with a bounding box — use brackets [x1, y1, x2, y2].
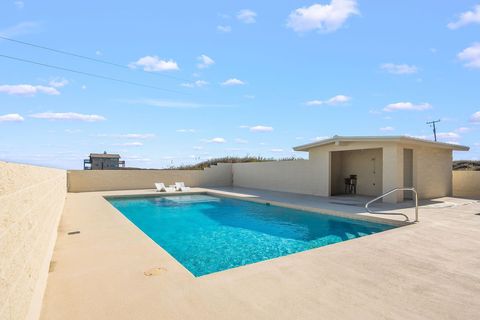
[144, 267, 167, 276]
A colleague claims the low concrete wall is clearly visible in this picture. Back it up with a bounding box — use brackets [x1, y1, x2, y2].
[414, 147, 453, 199]
[0, 162, 66, 320]
[453, 171, 480, 198]
[232, 160, 320, 195]
[67, 163, 232, 192]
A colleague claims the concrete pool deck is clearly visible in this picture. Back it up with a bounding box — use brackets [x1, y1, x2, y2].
[40, 188, 480, 319]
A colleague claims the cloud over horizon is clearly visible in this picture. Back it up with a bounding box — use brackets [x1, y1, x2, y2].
[0, 113, 24, 122]
[383, 102, 432, 112]
[237, 9, 257, 24]
[381, 63, 418, 75]
[129, 56, 179, 72]
[306, 95, 351, 106]
[287, 0, 359, 33]
[448, 5, 480, 29]
[458, 43, 480, 69]
[30, 112, 106, 122]
[0, 84, 60, 96]
[221, 78, 245, 86]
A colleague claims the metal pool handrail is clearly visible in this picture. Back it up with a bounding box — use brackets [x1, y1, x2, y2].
[365, 187, 419, 222]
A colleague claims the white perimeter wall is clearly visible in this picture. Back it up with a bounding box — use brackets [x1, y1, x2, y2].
[453, 171, 480, 198]
[0, 162, 66, 320]
[414, 147, 453, 199]
[232, 160, 322, 195]
[67, 163, 232, 192]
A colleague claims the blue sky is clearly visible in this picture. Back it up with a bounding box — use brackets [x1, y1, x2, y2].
[1, 0, 479, 169]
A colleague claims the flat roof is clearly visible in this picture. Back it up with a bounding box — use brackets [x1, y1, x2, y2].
[89, 153, 121, 158]
[293, 135, 470, 152]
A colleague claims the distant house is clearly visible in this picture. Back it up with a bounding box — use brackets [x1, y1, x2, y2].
[84, 152, 125, 170]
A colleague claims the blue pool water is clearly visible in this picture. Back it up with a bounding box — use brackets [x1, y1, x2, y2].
[108, 194, 395, 276]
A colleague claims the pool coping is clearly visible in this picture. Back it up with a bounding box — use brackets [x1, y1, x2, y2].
[105, 191, 404, 277]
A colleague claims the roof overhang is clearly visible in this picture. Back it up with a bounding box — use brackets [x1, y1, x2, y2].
[89, 153, 121, 158]
[293, 135, 470, 152]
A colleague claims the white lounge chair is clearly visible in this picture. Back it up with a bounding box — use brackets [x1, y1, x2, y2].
[155, 183, 175, 192]
[174, 182, 191, 191]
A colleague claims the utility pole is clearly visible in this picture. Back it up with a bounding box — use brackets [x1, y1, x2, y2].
[426, 119, 441, 141]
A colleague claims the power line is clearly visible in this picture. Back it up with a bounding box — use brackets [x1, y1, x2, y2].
[0, 35, 191, 83]
[0, 53, 189, 95]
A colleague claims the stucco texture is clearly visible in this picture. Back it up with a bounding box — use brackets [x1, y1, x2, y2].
[67, 163, 232, 192]
[453, 171, 480, 198]
[233, 141, 456, 203]
[0, 162, 66, 320]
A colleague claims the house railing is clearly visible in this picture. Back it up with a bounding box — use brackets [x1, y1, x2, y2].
[365, 187, 418, 222]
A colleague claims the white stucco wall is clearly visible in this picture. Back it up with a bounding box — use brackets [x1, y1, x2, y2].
[330, 148, 383, 196]
[0, 162, 66, 320]
[233, 141, 456, 203]
[453, 171, 480, 198]
[67, 163, 232, 192]
[414, 146, 453, 199]
[232, 160, 319, 195]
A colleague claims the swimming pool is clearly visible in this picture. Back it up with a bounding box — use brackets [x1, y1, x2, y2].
[108, 194, 396, 276]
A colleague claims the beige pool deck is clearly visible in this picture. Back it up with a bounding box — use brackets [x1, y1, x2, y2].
[40, 187, 480, 320]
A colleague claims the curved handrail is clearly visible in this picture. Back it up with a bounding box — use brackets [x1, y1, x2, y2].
[365, 187, 418, 222]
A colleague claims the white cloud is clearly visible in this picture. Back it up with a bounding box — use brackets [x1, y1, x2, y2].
[30, 112, 106, 122]
[193, 146, 203, 150]
[306, 94, 351, 106]
[286, 0, 359, 33]
[0, 84, 60, 96]
[235, 138, 248, 144]
[383, 102, 432, 112]
[448, 5, 480, 29]
[13, 1, 24, 9]
[221, 78, 245, 86]
[436, 132, 460, 140]
[97, 133, 155, 139]
[123, 133, 154, 139]
[65, 129, 82, 134]
[0, 113, 24, 122]
[49, 78, 69, 88]
[181, 80, 209, 88]
[312, 136, 329, 141]
[123, 155, 152, 162]
[381, 63, 418, 75]
[217, 25, 232, 33]
[380, 126, 395, 132]
[129, 56, 179, 72]
[197, 54, 215, 69]
[270, 148, 284, 153]
[455, 127, 471, 133]
[250, 125, 273, 132]
[127, 99, 228, 108]
[207, 137, 226, 143]
[458, 43, 480, 69]
[176, 129, 196, 133]
[237, 9, 257, 24]
[0, 21, 41, 37]
[471, 111, 480, 123]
